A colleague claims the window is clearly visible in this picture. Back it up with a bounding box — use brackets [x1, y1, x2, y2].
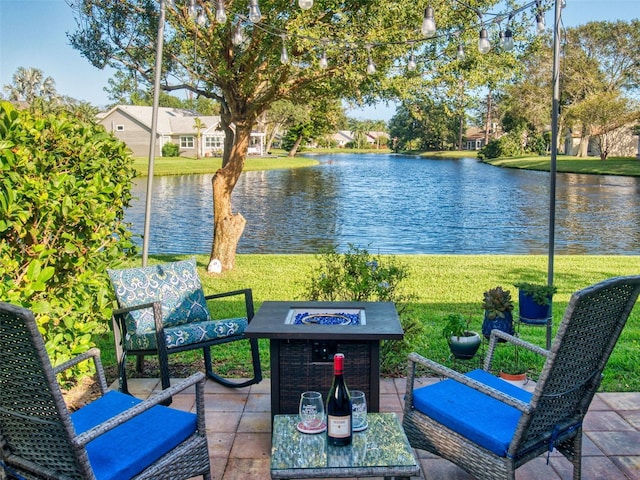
[180, 136, 194, 148]
[115, 125, 125, 131]
[205, 135, 224, 150]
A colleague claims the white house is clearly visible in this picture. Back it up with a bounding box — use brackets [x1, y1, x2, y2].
[98, 105, 265, 157]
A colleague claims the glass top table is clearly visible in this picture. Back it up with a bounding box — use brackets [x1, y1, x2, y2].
[270, 413, 420, 479]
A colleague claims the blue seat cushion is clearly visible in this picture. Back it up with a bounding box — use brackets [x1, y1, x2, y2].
[71, 390, 197, 480]
[411, 369, 532, 457]
[107, 258, 212, 337]
[125, 316, 248, 350]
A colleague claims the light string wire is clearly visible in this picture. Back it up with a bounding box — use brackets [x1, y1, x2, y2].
[210, 0, 555, 66]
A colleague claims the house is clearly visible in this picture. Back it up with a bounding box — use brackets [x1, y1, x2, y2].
[98, 105, 265, 157]
[329, 130, 390, 148]
[331, 130, 354, 147]
[463, 127, 488, 150]
[564, 124, 640, 158]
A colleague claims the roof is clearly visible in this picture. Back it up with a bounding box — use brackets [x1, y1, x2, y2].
[101, 105, 221, 135]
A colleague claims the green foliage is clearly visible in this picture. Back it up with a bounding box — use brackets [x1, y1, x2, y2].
[0, 101, 137, 381]
[477, 131, 526, 160]
[441, 313, 474, 341]
[482, 286, 514, 319]
[514, 282, 557, 306]
[162, 142, 180, 157]
[303, 244, 421, 375]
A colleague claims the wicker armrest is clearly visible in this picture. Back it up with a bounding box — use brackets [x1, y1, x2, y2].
[483, 329, 550, 372]
[407, 352, 532, 413]
[53, 348, 109, 395]
[72, 372, 206, 447]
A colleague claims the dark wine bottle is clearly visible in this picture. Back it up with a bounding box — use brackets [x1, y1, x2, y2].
[326, 352, 352, 446]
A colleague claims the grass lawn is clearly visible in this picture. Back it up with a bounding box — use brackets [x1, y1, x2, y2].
[98, 254, 640, 392]
[486, 155, 640, 177]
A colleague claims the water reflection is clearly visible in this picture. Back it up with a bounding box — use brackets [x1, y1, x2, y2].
[125, 154, 640, 255]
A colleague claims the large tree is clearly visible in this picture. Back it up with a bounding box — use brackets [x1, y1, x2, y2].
[67, 0, 532, 271]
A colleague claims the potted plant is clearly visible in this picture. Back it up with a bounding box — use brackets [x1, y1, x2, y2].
[514, 282, 557, 325]
[441, 313, 481, 360]
[497, 344, 527, 388]
[481, 286, 515, 339]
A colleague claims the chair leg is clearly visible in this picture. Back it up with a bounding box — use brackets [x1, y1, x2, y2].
[136, 354, 145, 373]
[119, 352, 130, 395]
[203, 339, 262, 389]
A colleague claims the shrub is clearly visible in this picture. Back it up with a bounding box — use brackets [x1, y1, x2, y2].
[303, 244, 422, 375]
[0, 102, 137, 381]
[477, 131, 525, 160]
[162, 142, 180, 157]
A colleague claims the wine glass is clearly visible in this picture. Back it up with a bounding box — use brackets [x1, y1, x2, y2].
[351, 390, 367, 431]
[299, 391, 325, 431]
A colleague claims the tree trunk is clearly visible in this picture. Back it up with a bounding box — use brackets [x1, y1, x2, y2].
[208, 120, 251, 272]
[578, 136, 590, 157]
[288, 134, 303, 157]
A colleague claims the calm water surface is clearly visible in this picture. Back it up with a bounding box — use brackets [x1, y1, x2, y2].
[125, 154, 640, 255]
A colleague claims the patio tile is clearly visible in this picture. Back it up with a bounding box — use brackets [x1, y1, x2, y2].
[229, 432, 271, 459]
[220, 458, 270, 480]
[379, 378, 398, 394]
[379, 393, 403, 412]
[610, 456, 640, 480]
[620, 410, 640, 429]
[418, 457, 473, 479]
[244, 392, 271, 412]
[204, 380, 252, 395]
[204, 393, 249, 412]
[237, 412, 271, 433]
[207, 432, 235, 459]
[583, 410, 636, 432]
[586, 431, 640, 456]
[206, 410, 242, 433]
[550, 454, 630, 480]
[599, 392, 640, 411]
[590, 393, 615, 411]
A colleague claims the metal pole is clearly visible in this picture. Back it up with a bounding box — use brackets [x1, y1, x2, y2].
[141, 0, 167, 267]
[546, 0, 562, 350]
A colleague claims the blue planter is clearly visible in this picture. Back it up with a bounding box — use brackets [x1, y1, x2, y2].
[482, 310, 514, 339]
[518, 291, 552, 325]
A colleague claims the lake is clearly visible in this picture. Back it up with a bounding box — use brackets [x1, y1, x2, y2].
[125, 153, 640, 255]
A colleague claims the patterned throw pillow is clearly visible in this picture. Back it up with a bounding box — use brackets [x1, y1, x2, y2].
[107, 258, 212, 341]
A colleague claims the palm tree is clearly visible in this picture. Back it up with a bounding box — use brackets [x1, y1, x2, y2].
[3, 67, 59, 104]
[193, 117, 207, 160]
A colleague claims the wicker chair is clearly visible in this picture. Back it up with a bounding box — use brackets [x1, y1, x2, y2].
[0, 301, 211, 480]
[403, 275, 640, 480]
[107, 257, 262, 396]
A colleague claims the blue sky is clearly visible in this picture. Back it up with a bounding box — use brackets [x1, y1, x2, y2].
[1, 0, 638, 119]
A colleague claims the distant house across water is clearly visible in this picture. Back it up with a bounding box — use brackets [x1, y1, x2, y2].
[97, 105, 265, 157]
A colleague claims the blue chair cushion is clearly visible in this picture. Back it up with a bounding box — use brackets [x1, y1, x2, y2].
[71, 390, 197, 480]
[126, 316, 248, 350]
[107, 258, 213, 341]
[411, 369, 532, 457]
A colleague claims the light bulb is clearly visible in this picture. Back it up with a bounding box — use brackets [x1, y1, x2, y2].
[478, 28, 491, 54]
[196, 10, 206, 26]
[216, 1, 227, 23]
[319, 50, 328, 69]
[536, 14, 545, 34]
[280, 36, 289, 64]
[298, 0, 313, 10]
[503, 28, 514, 51]
[408, 54, 417, 71]
[456, 44, 465, 60]
[232, 23, 245, 46]
[561, 0, 567, 8]
[421, 6, 436, 38]
[248, 0, 262, 23]
[367, 57, 376, 74]
[188, 0, 197, 20]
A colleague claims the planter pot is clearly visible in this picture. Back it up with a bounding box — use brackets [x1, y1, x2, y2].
[518, 291, 552, 325]
[448, 331, 481, 360]
[482, 311, 514, 339]
[499, 370, 527, 388]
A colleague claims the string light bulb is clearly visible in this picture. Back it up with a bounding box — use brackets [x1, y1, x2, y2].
[456, 43, 465, 60]
[298, 0, 314, 10]
[232, 23, 246, 46]
[421, 6, 436, 37]
[319, 45, 328, 69]
[503, 28, 514, 51]
[196, 10, 206, 26]
[188, 0, 197, 20]
[215, 0, 227, 23]
[366, 45, 376, 74]
[536, 13, 545, 33]
[408, 52, 417, 71]
[478, 27, 491, 54]
[280, 35, 289, 64]
[248, 0, 262, 23]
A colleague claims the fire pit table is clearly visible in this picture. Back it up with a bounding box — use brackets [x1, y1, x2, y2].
[245, 301, 404, 417]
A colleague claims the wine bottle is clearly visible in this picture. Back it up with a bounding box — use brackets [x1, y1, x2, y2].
[326, 352, 352, 446]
